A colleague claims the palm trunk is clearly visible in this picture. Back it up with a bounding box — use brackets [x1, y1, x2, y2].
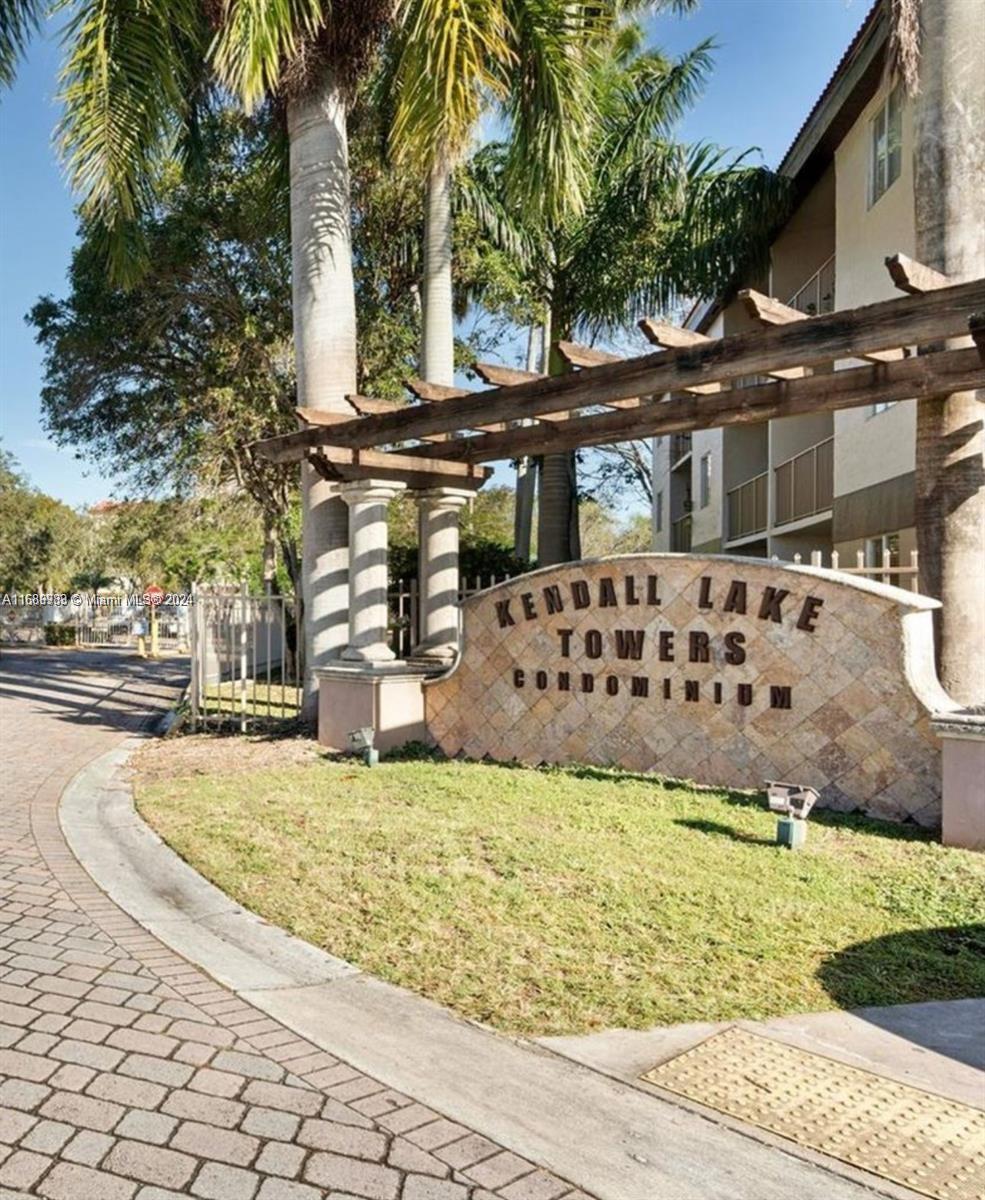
[288, 76, 358, 716]
[420, 160, 455, 387]
[261, 515, 276, 594]
[537, 315, 580, 566]
[912, 0, 985, 705]
[513, 322, 544, 561]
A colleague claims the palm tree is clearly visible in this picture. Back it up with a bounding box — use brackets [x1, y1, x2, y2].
[53, 1, 391, 713]
[387, 0, 597, 389]
[471, 22, 787, 563]
[904, 0, 985, 704]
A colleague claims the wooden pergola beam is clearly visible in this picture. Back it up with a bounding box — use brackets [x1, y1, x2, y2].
[392, 346, 985, 463]
[255, 278, 985, 453]
[740, 288, 902, 364]
[300, 445, 491, 488]
[886, 252, 949, 294]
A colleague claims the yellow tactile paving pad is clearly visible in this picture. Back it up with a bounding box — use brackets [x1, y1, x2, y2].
[641, 1026, 985, 1200]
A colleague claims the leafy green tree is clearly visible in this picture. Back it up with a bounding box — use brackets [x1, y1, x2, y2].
[31, 110, 520, 595]
[31, 115, 303, 593]
[0, 447, 85, 592]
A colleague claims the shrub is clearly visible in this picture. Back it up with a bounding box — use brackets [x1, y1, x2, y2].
[44, 622, 77, 646]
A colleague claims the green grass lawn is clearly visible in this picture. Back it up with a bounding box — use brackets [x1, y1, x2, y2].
[135, 750, 985, 1036]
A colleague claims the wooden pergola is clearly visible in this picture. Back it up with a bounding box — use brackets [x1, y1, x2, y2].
[256, 260, 984, 483]
[254, 257, 984, 670]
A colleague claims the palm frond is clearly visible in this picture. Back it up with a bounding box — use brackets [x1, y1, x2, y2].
[456, 143, 534, 265]
[501, 0, 601, 224]
[1, 0, 44, 87]
[56, 0, 210, 283]
[602, 39, 714, 163]
[389, 0, 510, 170]
[564, 141, 789, 334]
[209, 0, 327, 111]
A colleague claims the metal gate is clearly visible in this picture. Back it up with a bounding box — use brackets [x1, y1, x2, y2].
[188, 585, 301, 731]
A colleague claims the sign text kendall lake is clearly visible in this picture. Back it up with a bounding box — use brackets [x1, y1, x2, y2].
[494, 571, 824, 710]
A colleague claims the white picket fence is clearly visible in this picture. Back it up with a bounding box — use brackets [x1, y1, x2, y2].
[387, 573, 516, 658]
[787, 548, 920, 591]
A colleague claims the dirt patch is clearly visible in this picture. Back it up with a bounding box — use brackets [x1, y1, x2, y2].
[132, 733, 325, 784]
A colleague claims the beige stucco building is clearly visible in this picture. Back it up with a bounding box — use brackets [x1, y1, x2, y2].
[652, 3, 921, 574]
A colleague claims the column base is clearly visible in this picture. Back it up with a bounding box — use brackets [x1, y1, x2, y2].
[408, 641, 458, 665]
[316, 663, 444, 753]
[341, 643, 397, 664]
[932, 711, 985, 851]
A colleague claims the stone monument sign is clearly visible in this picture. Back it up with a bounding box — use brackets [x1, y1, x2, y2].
[425, 555, 955, 825]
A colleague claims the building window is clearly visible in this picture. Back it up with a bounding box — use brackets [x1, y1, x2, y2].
[870, 84, 902, 206]
[699, 453, 712, 508]
[655, 490, 664, 533]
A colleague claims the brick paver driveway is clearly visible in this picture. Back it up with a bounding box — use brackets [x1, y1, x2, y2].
[0, 648, 585, 1200]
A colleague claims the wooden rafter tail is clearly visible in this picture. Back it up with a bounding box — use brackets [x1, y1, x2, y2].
[555, 340, 621, 368]
[739, 288, 902, 366]
[552, 341, 644, 409]
[886, 253, 949, 294]
[637, 318, 720, 394]
[345, 394, 405, 416]
[295, 406, 360, 426]
[404, 377, 470, 402]
[393, 347, 985, 465]
[638, 318, 704, 349]
[472, 361, 542, 386]
[288, 278, 985, 451]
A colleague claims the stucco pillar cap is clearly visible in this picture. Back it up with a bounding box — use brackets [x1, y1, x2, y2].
[411, 487, 473, 507]
[338, 479, 407, 504]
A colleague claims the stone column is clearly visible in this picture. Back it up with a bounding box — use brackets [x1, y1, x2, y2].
[413, 488, 471, 663]
[339, 480, 405, 663]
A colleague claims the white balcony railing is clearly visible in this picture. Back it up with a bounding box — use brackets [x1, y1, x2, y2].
[788, 254, 836, 316]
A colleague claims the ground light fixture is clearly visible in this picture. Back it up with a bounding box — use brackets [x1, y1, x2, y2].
[348, 726, 379, 766]
[766, 781, 819, 849]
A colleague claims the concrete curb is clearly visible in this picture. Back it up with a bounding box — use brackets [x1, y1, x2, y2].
[59, 740, 880, 1200]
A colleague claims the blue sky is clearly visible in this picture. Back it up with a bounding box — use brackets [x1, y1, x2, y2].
[0, 0, 868, 507]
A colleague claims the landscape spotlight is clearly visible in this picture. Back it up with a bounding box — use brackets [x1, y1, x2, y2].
[765, 780, 819, 849]
[348, 726, 379, 767]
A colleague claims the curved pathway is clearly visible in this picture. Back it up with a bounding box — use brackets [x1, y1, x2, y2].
[0, 648, 583, 1200]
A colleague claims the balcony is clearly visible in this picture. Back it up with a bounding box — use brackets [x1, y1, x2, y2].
[670, 432, 692, 466]
[774, 437, 834, 527]
[671, 514, 692, 552]
[726, 471, 768, 541]
[788, 254, 836, 316]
